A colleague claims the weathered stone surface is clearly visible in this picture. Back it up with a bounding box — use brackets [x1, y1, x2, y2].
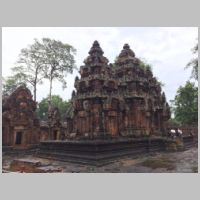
[38, 137, 177, 166]
[2, 86, 40, 148]
[2, 41, 197, 169]
[8, 158, 62, 173]
[3, 146, 197, 173]
[68, 41, 171, 139]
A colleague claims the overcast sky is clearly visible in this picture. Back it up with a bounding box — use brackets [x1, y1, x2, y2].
[2, 27, 198, 103]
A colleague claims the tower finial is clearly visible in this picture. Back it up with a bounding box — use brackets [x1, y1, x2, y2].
[93, 40, 100, 47]
[119, 43, 135, 58]
[123, 43, 130, 50]
[115, 43, 136, 65]
[84, 41, 109, 65]
[88, 40, 103, 56]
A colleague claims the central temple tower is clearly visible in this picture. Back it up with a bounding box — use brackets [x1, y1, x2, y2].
[70, 41, 170, 139]
[72, 41, 121, 138]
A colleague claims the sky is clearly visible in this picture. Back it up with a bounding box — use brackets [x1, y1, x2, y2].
[2, 27, 198, 103]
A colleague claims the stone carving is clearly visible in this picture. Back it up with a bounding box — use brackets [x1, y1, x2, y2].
[2, 86, 40, 147]
[83, 100, 90, 111]
[70, 41, 171, 139]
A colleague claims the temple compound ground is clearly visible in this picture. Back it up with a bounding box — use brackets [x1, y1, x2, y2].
[2, 146, 198, 173]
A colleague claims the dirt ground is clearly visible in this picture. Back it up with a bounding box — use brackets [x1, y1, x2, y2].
[2, 147, 198, 173]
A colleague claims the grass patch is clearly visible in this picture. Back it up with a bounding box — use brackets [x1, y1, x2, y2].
[192, 166, 198, 173]
[140, 157, 175, 170]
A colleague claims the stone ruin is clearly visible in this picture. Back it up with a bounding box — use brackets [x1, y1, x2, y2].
[2, 86, 40, 149]
[37, 41, 173, 164]
[2, 42, 170, 142]
[6, 41, 195, 166]
[2, 41, 171, 147]
[69, 41, 171, 139]
[39, 105, 63, 141]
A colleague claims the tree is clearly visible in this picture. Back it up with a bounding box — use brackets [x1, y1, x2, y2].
[11, 39, 45, 101]
[37, 95, 71, 120]
[185, 43, 198, 81]
[2, 75, 27, 96]
[171, 81, 198, 125]
[41, 38, 76, 102]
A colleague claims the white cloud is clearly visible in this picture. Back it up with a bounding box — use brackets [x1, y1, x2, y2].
[2, 27, 198, 102]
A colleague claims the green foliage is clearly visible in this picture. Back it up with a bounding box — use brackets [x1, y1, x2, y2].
[185, 43, 198, 81]
[36, 95, 71, 120]
[192, 165, 198, 173]
[2, 75, 27, 96]
[139, 58, 165, 87]
[139, 58, 153, 71]
[167, 118, 181, 127]
[172, 81, 198, 125]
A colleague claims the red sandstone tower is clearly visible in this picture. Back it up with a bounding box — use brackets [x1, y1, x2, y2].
[72, 41, 121, 138]
[71, 41, 170, 139]
[114, 43, 171, 136]
[2, 86, 40, 148]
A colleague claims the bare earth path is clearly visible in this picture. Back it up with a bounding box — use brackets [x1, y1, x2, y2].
[2, 147, 198, 173]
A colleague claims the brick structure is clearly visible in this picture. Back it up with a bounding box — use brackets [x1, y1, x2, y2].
[70, 41, 171, 139]
[2, 86, 40, 148]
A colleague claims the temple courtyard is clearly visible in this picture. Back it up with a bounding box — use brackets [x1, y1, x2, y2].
[2, 146, 198, 173]
[2, 40, 198, 174]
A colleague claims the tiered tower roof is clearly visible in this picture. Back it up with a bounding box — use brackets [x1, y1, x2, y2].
[84, 40, 109, 66]
[115, 43, 139, 66]
[70, 41, 170, 138]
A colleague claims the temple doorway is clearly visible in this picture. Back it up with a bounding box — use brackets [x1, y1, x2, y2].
[15, 131, 22, 145]
[108, 117, 118, 136]
[53, 130, 58, 140]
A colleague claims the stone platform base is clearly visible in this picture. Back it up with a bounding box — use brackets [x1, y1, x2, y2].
[38, 137, 175, 166]
[182, 135, 198, 149]
[2, 144, 39, 156]
[3, 136, 196, 166]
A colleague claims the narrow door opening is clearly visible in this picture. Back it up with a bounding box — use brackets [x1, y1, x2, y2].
[53, 130, 58, 140]
[15, 132, 22, 145]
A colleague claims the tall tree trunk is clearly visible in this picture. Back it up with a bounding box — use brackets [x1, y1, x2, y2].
[49, 76, 53, 102]
[33, 83, 37, 102]
[34, 69, 38, 102]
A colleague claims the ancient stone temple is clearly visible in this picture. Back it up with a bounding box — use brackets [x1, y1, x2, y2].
[2, 86, 40, 149]
[39, 41, 197, 165]
[113, 43, 171, 136]
[72, 40, 121, 138]
[40, 105, 64, 141]
[70, 41, 170, 139]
